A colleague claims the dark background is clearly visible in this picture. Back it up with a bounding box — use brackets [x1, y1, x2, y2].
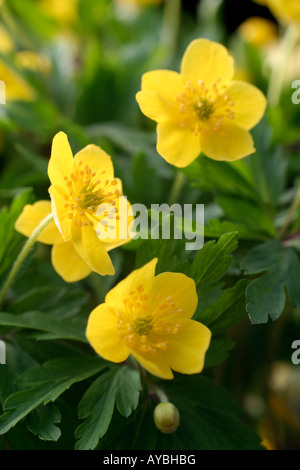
[183, 0, 277, 32]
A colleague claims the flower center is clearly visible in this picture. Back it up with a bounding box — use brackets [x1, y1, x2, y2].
[133, 315, 153, 336]
[63, 161, 120, 229]
[117, 284, 184, 355]
[193, 98, 215, 121]
[177, 79, 235, 136]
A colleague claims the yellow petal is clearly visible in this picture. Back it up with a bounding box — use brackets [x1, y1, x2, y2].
[96, 196, 134, 248]
[266, 0, 300, 24]
[105, 258, 158, 308]
[225, 80, 267, 130]
[86, 303, 130, 363]
[47, 132, 74, 187]
[71, 223, 115, 276]
[131, 350, 174, 380]
[51, 241, 91, 282]
[73, 144, 114, 182]
[136, 70, 183, 123]
[149, 272, 198, 320]
[0, 59, 34, 102]
[15, 200, 62, 245]
[49, 185, 72, 241]
[200, 121, 255, 161]
[164, 319, 211, 374]
[157, 121, 202, 167]
[181, 39, 234, 87]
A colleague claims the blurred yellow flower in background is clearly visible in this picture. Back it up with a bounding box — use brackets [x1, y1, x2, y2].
[39, 0, 78, 25]
[136, 39, 267, 167]
[15, 51, 51, 74]
[254, 0, 300, 24]
[0, 25, 14, 54]
[86, 258, 211, 380]
[0, 58, 35, 102]
[238, 17, 278, 47]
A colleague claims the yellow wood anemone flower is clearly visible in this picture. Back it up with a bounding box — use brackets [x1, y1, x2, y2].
[136, 39, 267, 167]
[39, 0, 78, 25]
[256, 0, 300, 24]
[238, 17, 278, 47]
[15, 200, 93, 282]
[86, 258, 212, 380]
[0, 58, 35, 102]
[15, 132, 134, 281]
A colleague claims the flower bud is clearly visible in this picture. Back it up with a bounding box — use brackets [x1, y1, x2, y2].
[153, 402, 180, 434]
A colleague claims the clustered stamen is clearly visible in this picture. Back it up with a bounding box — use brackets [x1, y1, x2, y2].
[177, 79, 235, 136]
[117, 284, 184, 355]
[63, 161, 120, 231]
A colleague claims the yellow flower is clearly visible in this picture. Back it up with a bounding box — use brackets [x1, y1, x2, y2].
[86, 258, 211, 380]
[15, 132, 133, 281]
[15, 51, 52, 75]
[0, 26, 14, 54]
[257, 0, 300, 24]
[0, 58, 35, 102]
[39, 0, 78, 25]
[238, 17, 278, 47]
[15, 200, 93, 282]
[136, 38, 267, 167]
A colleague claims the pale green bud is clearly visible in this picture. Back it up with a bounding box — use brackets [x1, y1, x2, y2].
[153, 402, 180, 434]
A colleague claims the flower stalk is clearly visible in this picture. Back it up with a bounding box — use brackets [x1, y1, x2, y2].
[279, 186, 300, 238]
[267, 23, 299, 107]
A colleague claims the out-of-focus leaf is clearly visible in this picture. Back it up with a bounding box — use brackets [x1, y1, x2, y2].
[215, 195, 275, 237]
[184, 156, 259, 202]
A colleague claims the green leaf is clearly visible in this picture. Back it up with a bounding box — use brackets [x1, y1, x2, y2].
[97, 375, 263, 450]
[184, 156, 258, 202]
[204, 218, 269, 241]
[25, 403, 61, 442]
[0, 311, 87, 343]
[192, 232, 238, 297]
[204, 336, 235, 368]
[75, 365, 142, 450]
[241, 240, 300, 323]
[115, 366, 142, 418]
[0, 357, 106, 434]
[215, 195, 275, 237]
[196, 279, 248, 334]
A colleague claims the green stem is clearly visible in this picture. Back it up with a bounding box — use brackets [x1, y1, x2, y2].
[0, 213, 54, 308]
[151, 384, 169, 403]
[267, 24, 299, 107]
[279, 186, 300, 238]
[160, 0, 181, 63]
[168, 171, 186, 205]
